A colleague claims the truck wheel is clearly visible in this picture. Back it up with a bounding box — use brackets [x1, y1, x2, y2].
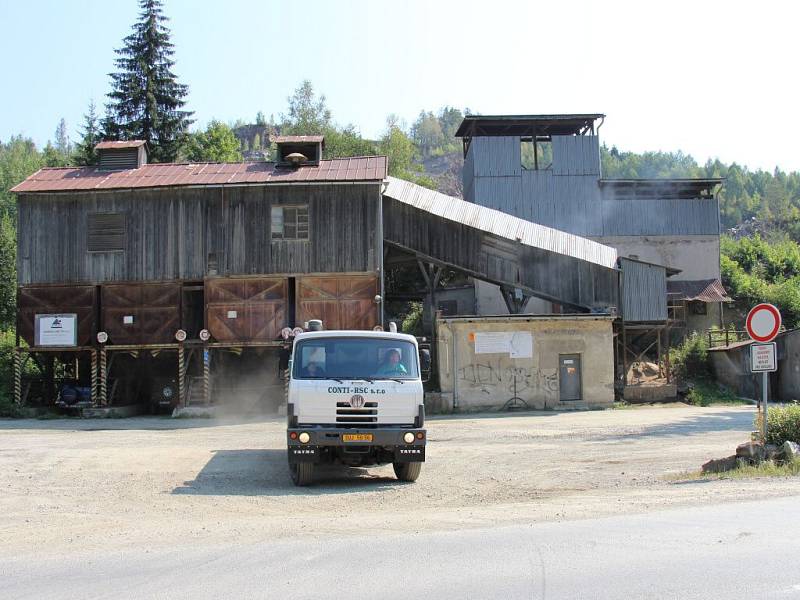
[393, 461, 422, 482]
[290, 462, 314, 486]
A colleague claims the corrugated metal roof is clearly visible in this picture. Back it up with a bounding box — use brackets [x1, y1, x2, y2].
[11, 156, 388, 193]
[667, 279, 731, 302]
[270, 135, 325, 144]
[94, 140, 147, 149]
[383, 176, 618, 269]
[456, 114, 604, 138]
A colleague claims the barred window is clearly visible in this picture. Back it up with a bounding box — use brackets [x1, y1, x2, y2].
[88, 212, 126, 252]
[271, 205, 309, 240]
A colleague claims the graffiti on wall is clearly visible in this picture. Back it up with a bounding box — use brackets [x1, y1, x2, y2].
[457, 361, 558, 407]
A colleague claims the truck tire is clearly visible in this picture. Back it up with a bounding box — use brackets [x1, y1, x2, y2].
[290, 462, 314, 486]
[393, 461, 422, 482]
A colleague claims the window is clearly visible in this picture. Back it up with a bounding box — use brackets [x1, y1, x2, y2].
[88, 212, 126, 252]
[292, 337, 419, 380]
[271, 205, 309, 240]
[520, 138, 552, 170]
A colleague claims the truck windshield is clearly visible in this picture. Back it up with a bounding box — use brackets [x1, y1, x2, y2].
[292, 337, 419, 380]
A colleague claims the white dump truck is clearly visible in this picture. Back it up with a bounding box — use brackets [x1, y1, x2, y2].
[286, 327, 430, 486]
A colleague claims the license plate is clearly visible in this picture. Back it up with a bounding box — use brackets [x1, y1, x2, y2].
[342, 433, 373, 442]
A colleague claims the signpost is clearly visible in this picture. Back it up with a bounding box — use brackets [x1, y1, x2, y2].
[746, 303, 782, 442]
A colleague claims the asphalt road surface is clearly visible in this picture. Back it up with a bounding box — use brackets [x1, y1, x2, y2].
[3, 495, 800, 600]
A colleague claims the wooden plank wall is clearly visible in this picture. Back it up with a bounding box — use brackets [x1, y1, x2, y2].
[17, 184, 381, 285]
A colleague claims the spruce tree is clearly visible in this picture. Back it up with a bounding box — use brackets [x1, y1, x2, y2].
[75, 100, 102, 166]
[103, 0, 193, 162]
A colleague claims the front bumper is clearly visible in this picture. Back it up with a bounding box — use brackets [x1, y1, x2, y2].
[287, 427, 426, 463]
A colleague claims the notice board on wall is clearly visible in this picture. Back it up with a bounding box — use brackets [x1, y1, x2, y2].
[473, 331, 533, 358]
[34, 314, 78, 347]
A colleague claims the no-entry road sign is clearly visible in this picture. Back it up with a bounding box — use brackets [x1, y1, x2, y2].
[746, 303, 782, 343]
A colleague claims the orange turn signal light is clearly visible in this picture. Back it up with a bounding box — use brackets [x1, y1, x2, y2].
[416, 432, 424, 440]
[289, 432, 298, 440]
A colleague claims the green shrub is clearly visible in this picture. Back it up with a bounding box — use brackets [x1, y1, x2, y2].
[755, 404, 800, 446]
[401, 302, 423, 336]
[670, 333, 710, 380]
[0, 328, 38, 416]
[685, 379, 745, 406]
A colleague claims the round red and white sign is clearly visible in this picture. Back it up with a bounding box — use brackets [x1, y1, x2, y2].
[746, 303, 782, 343]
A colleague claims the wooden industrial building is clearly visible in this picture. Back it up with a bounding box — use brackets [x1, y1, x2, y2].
[10, 115, 724, 412]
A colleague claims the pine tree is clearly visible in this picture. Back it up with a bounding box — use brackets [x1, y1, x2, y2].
[75, 100, 102, 166]
[103, 0, 193, 162]
[54, 118, 71, 157]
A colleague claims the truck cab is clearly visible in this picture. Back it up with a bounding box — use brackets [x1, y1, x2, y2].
[286, 329, 428, 486]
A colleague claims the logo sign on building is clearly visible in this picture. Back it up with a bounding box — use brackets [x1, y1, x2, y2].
[746, 303, 782, 343]
[750, 342, 777, 373]
[34, 314, 78, 347]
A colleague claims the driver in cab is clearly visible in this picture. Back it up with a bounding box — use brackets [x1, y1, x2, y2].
[375, 348, 407, 376]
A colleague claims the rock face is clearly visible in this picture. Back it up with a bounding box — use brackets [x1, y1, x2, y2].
[702, 455, 738, 474]
[736, 441, 765, 463]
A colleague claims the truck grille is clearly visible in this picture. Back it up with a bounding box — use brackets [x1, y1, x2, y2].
[336, 401, 378, 426]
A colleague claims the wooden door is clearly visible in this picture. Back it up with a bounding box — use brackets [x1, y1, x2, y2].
[206, 277, 287, 342]
[296, 275, 378, 331]
[102, 282, 181, 345]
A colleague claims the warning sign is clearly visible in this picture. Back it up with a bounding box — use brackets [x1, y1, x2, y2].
[750, 343, 777, 372]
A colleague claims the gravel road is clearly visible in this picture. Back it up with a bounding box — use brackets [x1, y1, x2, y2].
[2, 404, 798, 559]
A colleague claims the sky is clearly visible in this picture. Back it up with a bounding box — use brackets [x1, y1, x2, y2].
[0, 0, 797, 172]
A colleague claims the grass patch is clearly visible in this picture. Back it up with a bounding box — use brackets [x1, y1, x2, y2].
[685, 378, 751, 407]
[612, 401, 638, 410]
[668, 458, 800, 481]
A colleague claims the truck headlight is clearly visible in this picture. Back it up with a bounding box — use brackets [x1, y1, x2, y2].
[403, 432, 415, 444]
[298, 432, 310, 444]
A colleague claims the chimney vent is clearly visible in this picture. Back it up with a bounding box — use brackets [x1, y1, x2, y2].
[95, 140, 147, 170]
[271, 135, 324, 167]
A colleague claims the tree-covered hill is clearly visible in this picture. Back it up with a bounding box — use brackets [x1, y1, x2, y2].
[5, 78, 800, 329]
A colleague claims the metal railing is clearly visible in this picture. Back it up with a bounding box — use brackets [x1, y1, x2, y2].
[706, 328, 748, 348]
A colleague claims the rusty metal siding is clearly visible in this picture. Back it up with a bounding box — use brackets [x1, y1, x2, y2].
[17, 183, 380, 285]
[619, 258, 667, 322]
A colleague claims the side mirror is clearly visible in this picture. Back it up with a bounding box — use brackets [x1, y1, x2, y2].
[419, 349, 432, 382]
[287, 359, 293, 375]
